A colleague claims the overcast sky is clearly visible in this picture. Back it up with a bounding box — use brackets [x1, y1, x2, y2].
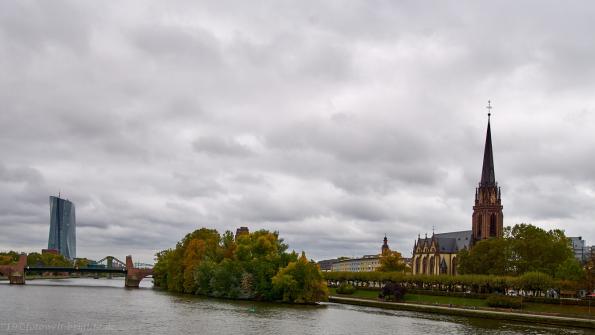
[1, 1, 594, 263]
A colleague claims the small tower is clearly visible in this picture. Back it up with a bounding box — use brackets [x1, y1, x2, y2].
[235, 227, 249, 239]
[472, 102, 503, 243]
[381, 235, 390, 255]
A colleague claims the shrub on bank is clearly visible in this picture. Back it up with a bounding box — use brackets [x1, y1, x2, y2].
[323, 271, 580, 297]
[486, 294, 522, 309]
[336, 282, 356, 295]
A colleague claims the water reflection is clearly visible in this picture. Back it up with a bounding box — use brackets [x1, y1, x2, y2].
[0, 279, 589, 335]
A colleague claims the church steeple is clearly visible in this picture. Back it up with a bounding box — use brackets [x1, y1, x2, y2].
[472, 101, 503, 243]
[381, 235, 390, 255]
[480, 117, 496, 186]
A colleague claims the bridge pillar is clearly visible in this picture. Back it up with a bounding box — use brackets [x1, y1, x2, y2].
[125, 255, 152, 288]
[125, 271, 142, 288]
[6, 254, 27, 285]
[9, 272, 25, 285]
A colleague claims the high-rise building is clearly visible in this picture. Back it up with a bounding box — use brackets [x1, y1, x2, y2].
[568, 236, 588, 264]
[48, 196, 76, 259]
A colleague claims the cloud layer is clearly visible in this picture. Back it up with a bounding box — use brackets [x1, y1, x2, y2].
[1, 1, 595, 262]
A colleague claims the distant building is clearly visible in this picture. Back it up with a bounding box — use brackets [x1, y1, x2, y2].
[332, 255, 381, 272]
[48, 196, 76, 259]
[412, 111, 503, 275]
[322, 236, 395, 272]
[381, 235, 390, 255]
[568, 237, 588, 263]
[235, 226, 249, 239]
[317, 259, 337, 272]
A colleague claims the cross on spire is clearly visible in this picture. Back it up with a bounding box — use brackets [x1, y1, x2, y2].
[486, 100, 492, 121]
[480, 101, 496, 186]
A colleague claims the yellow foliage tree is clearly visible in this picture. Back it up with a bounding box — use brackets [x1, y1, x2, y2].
[378, 251, 407, 272]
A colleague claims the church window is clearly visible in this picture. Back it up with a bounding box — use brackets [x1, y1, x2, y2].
[489, 214, 497, 237]
[429, 256, 435, 275]
[440, 258, 447, 274]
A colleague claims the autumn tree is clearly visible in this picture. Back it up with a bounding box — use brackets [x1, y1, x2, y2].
[377, 251, 407, 272]
[272, 252, 328, 304]
[153, 227, 310, 302]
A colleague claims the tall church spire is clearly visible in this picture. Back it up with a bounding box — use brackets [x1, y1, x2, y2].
[480, 115, 495, 186]
[472, 101, 503, 243]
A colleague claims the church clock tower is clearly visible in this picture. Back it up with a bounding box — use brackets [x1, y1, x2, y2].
[472, 103, 503, 243]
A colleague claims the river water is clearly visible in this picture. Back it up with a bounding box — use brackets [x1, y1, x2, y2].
[0, 278, 590, 334]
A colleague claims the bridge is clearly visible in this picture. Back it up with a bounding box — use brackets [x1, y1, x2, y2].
[0, 254, 152, 288]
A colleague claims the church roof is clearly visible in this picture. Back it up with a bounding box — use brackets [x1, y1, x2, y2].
[480, 118, 496, 186]
[435, 230, 472, 251]
[415, 230, 472, 253]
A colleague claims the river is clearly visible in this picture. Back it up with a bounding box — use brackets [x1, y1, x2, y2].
[0, 278, 589, 334]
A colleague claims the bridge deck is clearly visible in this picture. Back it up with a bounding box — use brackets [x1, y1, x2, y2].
[26, 267, 127, 274]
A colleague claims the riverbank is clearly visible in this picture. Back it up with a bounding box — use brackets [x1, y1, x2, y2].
[329, 296, 595, 329]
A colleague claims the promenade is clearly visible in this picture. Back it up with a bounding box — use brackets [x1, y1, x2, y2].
[329, 296, 595, 330]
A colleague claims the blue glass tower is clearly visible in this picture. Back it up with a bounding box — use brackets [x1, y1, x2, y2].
[48, 196, 76, 259]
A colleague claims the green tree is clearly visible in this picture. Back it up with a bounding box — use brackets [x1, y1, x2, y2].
[153, 227, 305, 303]
[27, 252, 71, 267]
[555, 258, 585, 282]
[457, 238, 510, 275]
[272, 252, 328, 304]
[508, 224, 573, 276]
[517, 271, 553, 296]
[74, 258, 90, 268]
[377, 251, 407, 272]
[457, 223, 575, 277]
[0, 251, 20, 264]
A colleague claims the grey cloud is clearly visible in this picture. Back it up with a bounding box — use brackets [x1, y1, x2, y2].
[1, 1, 595, 262]
[133, 24, 222, 67]
[0, 163, 44, 185]
[193, 136, 254, 157]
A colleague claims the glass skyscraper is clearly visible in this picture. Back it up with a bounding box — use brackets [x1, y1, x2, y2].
[48, 196, 76, 259]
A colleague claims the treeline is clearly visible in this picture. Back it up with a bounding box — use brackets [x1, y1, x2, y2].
[458, 224, 586, 280]
[153, 228, 327, 304]
[324, 271, 581, 296]
[0, 251, 79, 267]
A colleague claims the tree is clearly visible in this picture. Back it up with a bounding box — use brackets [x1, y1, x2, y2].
[457, 238, 510, 275]
[457, 223, 576, 277]
[74, 258, 90, 268]
[377, 251, 407, 272]
[153, 227, 306, 303]
[0, 255, 13, 265]
[0, 251, 20, 264]
[26, 252, 71, 267]
[508, 224, 574, 276]
[555, 258, 585, 282]
[516, 271, 553, 296]
[272, 252, 328, 304]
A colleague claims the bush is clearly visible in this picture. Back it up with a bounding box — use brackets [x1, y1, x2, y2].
[379, 281, 406, 301]
[336, 282, 356, 295]
[486, 294, 522, 309]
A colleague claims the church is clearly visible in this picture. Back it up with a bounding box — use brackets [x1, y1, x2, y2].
[411, 109, 504, 275]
